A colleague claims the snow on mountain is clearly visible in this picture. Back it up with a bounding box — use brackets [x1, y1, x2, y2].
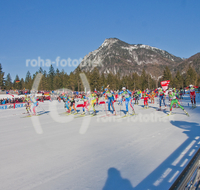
[78, 38, 183, 79]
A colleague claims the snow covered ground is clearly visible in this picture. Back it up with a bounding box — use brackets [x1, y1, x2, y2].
[0, 94, 200, 190]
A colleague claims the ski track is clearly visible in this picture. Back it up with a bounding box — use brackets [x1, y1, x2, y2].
[0, 94, 200, 190]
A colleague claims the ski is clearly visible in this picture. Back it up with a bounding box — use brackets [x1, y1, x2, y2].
[161, 111, 189, 118]
[161, 113, 174, 118]
[118, 113, 137, 119]
[156, 107, 167, 111]
[140, 107, 149, 110]
[184, 111, 190, 117]
[21, 114, 42, 118]
[60, 111, 79, 116]
[74, 114, 87, 118]
[91, 114, 97, 117]
[99, 114, 120, 118]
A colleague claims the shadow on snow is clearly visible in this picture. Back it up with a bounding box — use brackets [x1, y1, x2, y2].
[102, 120, 200, 190]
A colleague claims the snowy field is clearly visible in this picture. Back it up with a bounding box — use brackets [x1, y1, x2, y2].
[0, 94, 200, 190]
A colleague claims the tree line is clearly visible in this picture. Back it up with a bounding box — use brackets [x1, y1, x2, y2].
[0, 63, 200, 92]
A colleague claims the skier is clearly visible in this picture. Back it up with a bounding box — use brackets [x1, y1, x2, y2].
[130, 93, 136, 114]
[30, 95, 39, 115]
[134, 90, 139, 105]
[63, 95, 70, 113]
[168, 89, 189, 116]
[25, 96, 31, 114]
[150, 90, 156, 104]
[180, 88, 184, 99]
[80, 94, 89, 115]
[137, 89, 142, 100]
[118, 92, 123, 106]
[69, 95, 78, 114]
[143, 90, 149, 108]
[189, 85, 196, 108]
[103, 88, 115, 114]
[88, 93, 97, 115]
[158, 87, 167, 110]
[119, 87, 133, 116]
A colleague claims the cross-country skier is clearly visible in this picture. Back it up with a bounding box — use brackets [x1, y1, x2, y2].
[133, 90, 139, 105]
[150, 90, 156, 104]
[158, 87, 167, 110]
[69, 95, 78, 114]
[88, 93, 97, 115]
[80, 94, 89, 115]
[63, 95, 70, 113]
[189, 84, 196, 108]
[180, 88, 184, 99]
[168, 89, 189, 116]
[25, 96, 31, 114]
[118, 92, 123, 105]
[30, 95, 39, 115]
[143, 90, 149, 108]
[103, 88, 115, 114]
[119, 87, 133, 116]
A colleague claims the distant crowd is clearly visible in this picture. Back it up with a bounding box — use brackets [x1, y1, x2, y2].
[0, 97, 25, 105]
[0, 96, 51, 105]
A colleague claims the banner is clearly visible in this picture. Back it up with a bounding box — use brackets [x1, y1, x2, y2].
[0, 103, 14, 109]
[7, 104, 14, 109]
[0, 103, 26, 109]
[15, 103, 26, 108]
[161, 80, 170, 91]
[0, 105, 7, 109]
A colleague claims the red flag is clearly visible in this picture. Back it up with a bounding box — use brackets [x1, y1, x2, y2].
[8, 93, 14, 97]
[161, 80, 170, 91]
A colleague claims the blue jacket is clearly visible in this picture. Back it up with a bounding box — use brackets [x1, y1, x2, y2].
[119, 90, 131, 100]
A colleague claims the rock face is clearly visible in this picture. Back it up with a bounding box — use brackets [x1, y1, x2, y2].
[78, 38, 199, 79]
[175, 53, 200, 75]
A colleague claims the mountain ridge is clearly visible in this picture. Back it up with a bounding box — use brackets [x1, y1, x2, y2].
[77, 38, 199, 79]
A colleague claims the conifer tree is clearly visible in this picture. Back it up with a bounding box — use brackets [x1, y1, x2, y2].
[162, 66, 172, 81]
[68, 72, 76, 91]
[0, 63, 5, 89]
[48, 65, 55, 90]
[13, 75, 21, 89]
[131, 72, 140, 90]
[5, 73, 12, 90]
[141, 69, 148, 90]
[39, 70, 48, 90]
[53, 68, 62, 90]
[90, 67, 100, 91]
[114, 72, 121, 90]
[39, 67, 43, 73]
[20, 78, 25, 90]
[61, 69, 69, 89]
[25, 71, 32, 90]
[173, 70, 183, 89]
[106, 73, 115, 90]
[100, 73, 106, 91]
[185, 66, 197, 86]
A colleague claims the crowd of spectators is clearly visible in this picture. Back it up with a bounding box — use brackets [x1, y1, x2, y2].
[0, 95, 51, 105]
[0, 97, 25, 105]
[0, 89, 53, 105]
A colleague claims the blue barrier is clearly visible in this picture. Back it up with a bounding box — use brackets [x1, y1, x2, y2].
[15, 103, 24, 108]
[0, 105, 7, 109]
[0, 103, 25, 109]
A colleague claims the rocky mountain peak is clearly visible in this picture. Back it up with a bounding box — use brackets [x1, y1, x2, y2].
[78, 38, 185, 79]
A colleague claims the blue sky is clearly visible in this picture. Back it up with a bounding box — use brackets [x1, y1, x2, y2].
[0, 0, 200, 80]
